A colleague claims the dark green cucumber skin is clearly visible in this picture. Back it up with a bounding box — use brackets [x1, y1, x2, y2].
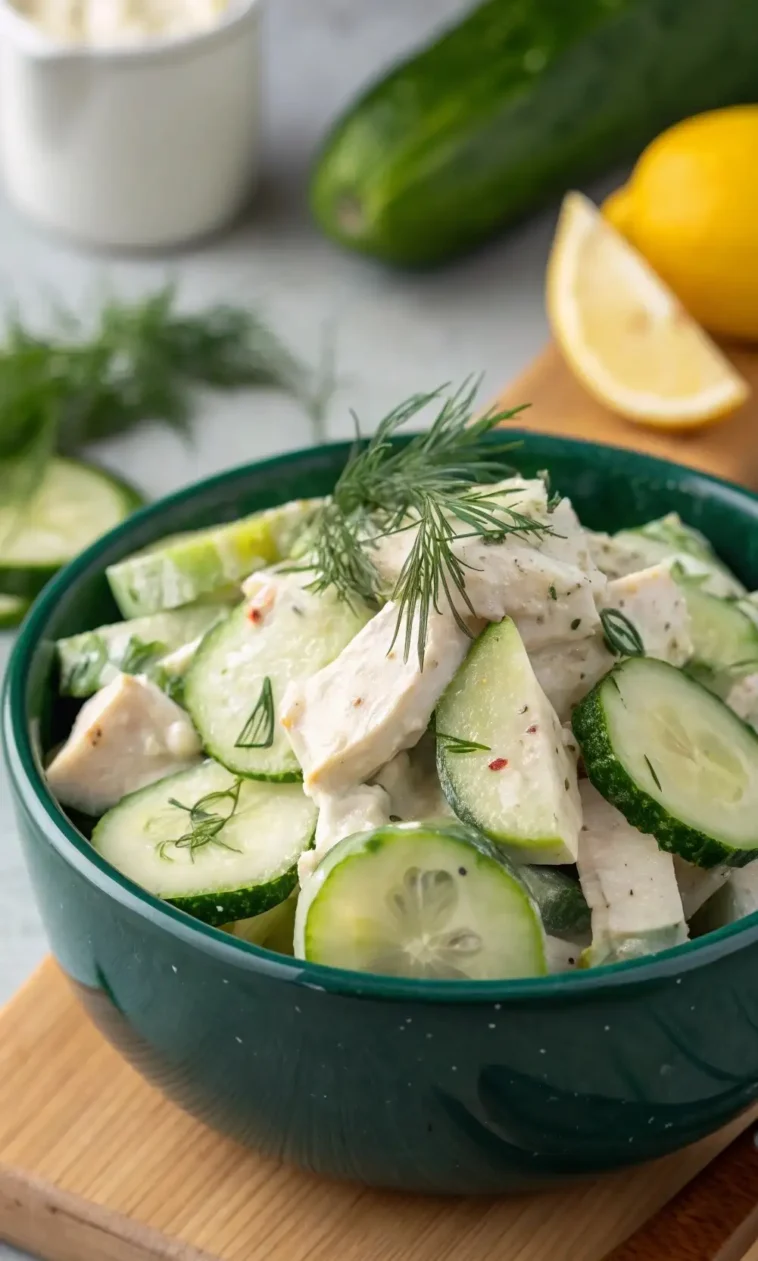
[170, 868, 298, 928]
[572, 664, 758, 870]
[311, 0, 758, 265]
[519, 866, 591, 938]
[0, 463, 144, 601]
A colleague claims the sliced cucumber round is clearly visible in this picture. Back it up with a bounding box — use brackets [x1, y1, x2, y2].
[572, 657, 758, 869]
[618, 514, 744, 598]
[92, 759, 316, 926]
[0, 458, 142, 600]
[294, 821, 547, 980]
[57, 600, 235, 698]
[185, 574, 369, 781]
[0, 593, 28, 629]
[674, 571, 758, 696]
[106, 500, 317, 619]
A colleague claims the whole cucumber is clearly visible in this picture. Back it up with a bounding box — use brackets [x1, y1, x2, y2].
[311, 0, 758, 266]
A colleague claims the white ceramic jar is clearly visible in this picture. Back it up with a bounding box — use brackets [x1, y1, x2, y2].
[0, 0, 262, 248]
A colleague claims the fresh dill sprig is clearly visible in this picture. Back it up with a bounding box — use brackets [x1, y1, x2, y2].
[0, 286, 331, 538]
[234, 677, 276, 749]
[159, 780, 243, 863]
[305, 379, 544, 666]
[600, 608, 645, 658]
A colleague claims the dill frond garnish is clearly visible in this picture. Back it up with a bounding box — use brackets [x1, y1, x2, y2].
[304, 378, 545, 666]
[159, 779, 243, 863]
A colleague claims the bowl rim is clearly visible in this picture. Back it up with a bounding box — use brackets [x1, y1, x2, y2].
[6, 431, 758, 1004]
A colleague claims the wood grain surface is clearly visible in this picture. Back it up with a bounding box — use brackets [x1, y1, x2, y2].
[496, 343, 758, 488]
[0, 960, 756, 1261]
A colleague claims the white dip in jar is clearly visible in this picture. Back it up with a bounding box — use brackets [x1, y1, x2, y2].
[0, 0, 262, 249]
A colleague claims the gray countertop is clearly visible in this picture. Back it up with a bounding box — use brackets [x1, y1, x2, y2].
[0, 3, 619, 1256]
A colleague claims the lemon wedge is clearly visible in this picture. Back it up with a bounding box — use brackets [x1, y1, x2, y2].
[546, 192, 749, 430]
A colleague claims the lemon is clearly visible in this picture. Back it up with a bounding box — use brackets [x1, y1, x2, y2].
[547, 192, 749, 430]
[602, 107, 758, 342]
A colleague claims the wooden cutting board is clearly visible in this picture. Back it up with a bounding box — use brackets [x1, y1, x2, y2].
[4, 344, 758, 1261]
[496, 343, 758, 488]
[0, 960, 757, 1261]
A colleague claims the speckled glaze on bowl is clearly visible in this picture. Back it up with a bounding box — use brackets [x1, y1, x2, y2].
[5, 434, 758, 1195]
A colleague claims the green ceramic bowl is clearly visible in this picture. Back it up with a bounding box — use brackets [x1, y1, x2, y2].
[5, 434, 758, 1195]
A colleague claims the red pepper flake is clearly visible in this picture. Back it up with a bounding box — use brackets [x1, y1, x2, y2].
[488, 757, 508, 771]
[526, 724, 538, 734]
[247, 607, 263, 625]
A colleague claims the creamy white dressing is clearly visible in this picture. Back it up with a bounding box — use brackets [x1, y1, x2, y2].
[602, 563, 692, 666]
[13, 0, 233, 44]
[281, 600, 474, 795]
[577, 782, 687, 965]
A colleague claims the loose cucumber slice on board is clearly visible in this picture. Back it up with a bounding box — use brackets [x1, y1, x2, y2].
[185, 573, 370, 781]
[107, 500, 317, 618]
[93, 760, 317, 926]
[572, 657, 758, 869]
[436, 618, 582, 864]
[57, 600, 235, 698]
[0, 593, 28, 629]
[674, 570, 758, 696]
[0, 458, 142, 601]
[294, 822, 547, 980]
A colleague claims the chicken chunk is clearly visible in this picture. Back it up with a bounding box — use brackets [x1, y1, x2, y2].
[281, 601, 473, 795]
[46, 674, 201, 816]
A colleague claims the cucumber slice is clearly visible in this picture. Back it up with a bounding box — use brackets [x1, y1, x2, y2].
[107, 500, 316, 618]
[589, 516, 743, 598]
[92, 760, 316, 926]
[185, 572, 370, 781]
[0, 593, 28, 628]
[612, 516, 743, 599]
[227, 894, 298, 955]
[0, 458, 142, 600]
[436, 618, 582, 864]
[727, 674, 758, 732]
[572, 657, 758, 868]
[57, 601, 235, 698]
[294, 821, 547, 980]
[519, 866, 591, 939]
[674, 571, 758, 696]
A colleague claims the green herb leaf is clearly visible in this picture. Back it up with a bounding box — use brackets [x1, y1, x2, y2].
[235, 676, 275, 749]
[644, 754, 662, 792]
[436, 730, 492, 755]
[600, 608, 645, 658]
[305, 379, 542, 667]
[119, 636, 167, 677]
[160, 779, 243, 862]
[0, 287, 330, 485]
[61, 633, 108, 695]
